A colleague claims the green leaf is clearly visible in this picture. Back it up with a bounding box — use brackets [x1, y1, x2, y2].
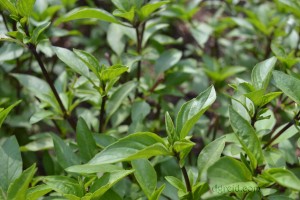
[7, 164, 37, 200]
[251, 57, 277, 91]
[55, 8, 120, 25]
[0, 100, 21, 128]
[113, 8, 135, 23]
[0, 136, 22, 192]
[29, 110, 54, 124]
[165, 176, 186, 192]
[30, 22, 51, 45]
[197, 136, 226, 181]
[173, 139, 195, 167]
[54, 47, 89, 77]
[26, 184, 52, 200]
[207, 157, 252, 187]
[0, 0, 17, 15]
[20, 136, 53, 152]
[88, 132, 171, 165]
[229, 107, 264, 165]
[0, 34, 25, 47]
[73, 49, 100, 79]
[272, 70, 300, 105]
[140, 1, 169, 19]
[176, 86, 216, 139]
[132, 159, 157, 198]
[107, 24, 126, 56]
[43, 176, 84, 197]
[91, 170, 134, 199]
[51, 134, 80, 169]
[101, 64, 128, 82]
[154, 49, 182, 73]
[150, 184, 165, 200]
[264, 168, 300, 191]
[76, 118, 98, 162]
[65, 164, 122, 174]
[111, 0, 142, 11]
[105, 81, 136, 122]
[16, 0, 36, 16]
[165, 111, 175, 142]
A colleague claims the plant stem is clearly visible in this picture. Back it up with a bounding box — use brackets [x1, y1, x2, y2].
[135, 22, 146, 97]
[263, 110, 300, 149]
[28, 43, 77, 131]
[99, 95, 107, 133]
[175, 153, 192, 196]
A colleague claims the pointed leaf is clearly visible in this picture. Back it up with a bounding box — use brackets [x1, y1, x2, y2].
[176, 86, 216, 139]
[0, 100, 21, 128]
[16, 0, 36, 17]
[154, 49, 182, 73]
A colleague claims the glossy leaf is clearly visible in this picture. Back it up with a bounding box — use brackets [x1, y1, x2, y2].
[54, 47, 89, 77]
[229, 107, 264, 165]
[73, 49, 100, 79]
[51, 134, 80, 169]
[197, 136, 226, 181]
[132, 159, 157, 198]
[7, 164, 37, 200]
[272, 70, 300, 105]
[101, 64, 128, 82]
[155, 49, 182, 73]
[140, 1, 169, 19]
[88, 132, 170, 165]
[55, 8, 120, 25]
[76, 118, 97, 161]
[43, 176, 84, 197]
[251, 57, 277, 91]
[0, 136, 22, 192]
[30, 22, 51, 45]
[176, 86, 216, 139]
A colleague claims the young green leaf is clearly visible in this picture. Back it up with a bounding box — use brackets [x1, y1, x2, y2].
[197, 136, 226, 181]
[165, 176, 186, 192]
[165, 111, 175, 142]
[7, 164, 37, 200]
[0, 136, 22, 192]
[42, 176, 84, 197]
[251, 57, 277, 91]
[55, 8, 121, 25]
[0, 0, 18, 15]
[140, 1, 170, 19]
[88, 132, 171, 165]
[73, 49, 100, 79]
[0, 100, 21, 128]
[51, 134, 80, 169]
[132, 159, 157, 198]
[76, 118, 98, 162]
[101, 64, 128, 82]
[65, 164, 122, 174]
[229, 107, 264, 165]
[90, 170, 134, 199]
[154, 49, 182, 73]
[30, 22, 51, 45]
[272, 70, 300, 105]
[176, 86, 216, 139]
[207, 157, 252, 187]
[150, 184, 165, 200]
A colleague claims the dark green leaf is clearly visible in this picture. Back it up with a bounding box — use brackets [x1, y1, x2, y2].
[176, 86, 216, 139]
[229, 107, 264, 166]
[132, 159, 157, 198]
[76, 118, 97, 162]
[51, 134, 80, 169]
